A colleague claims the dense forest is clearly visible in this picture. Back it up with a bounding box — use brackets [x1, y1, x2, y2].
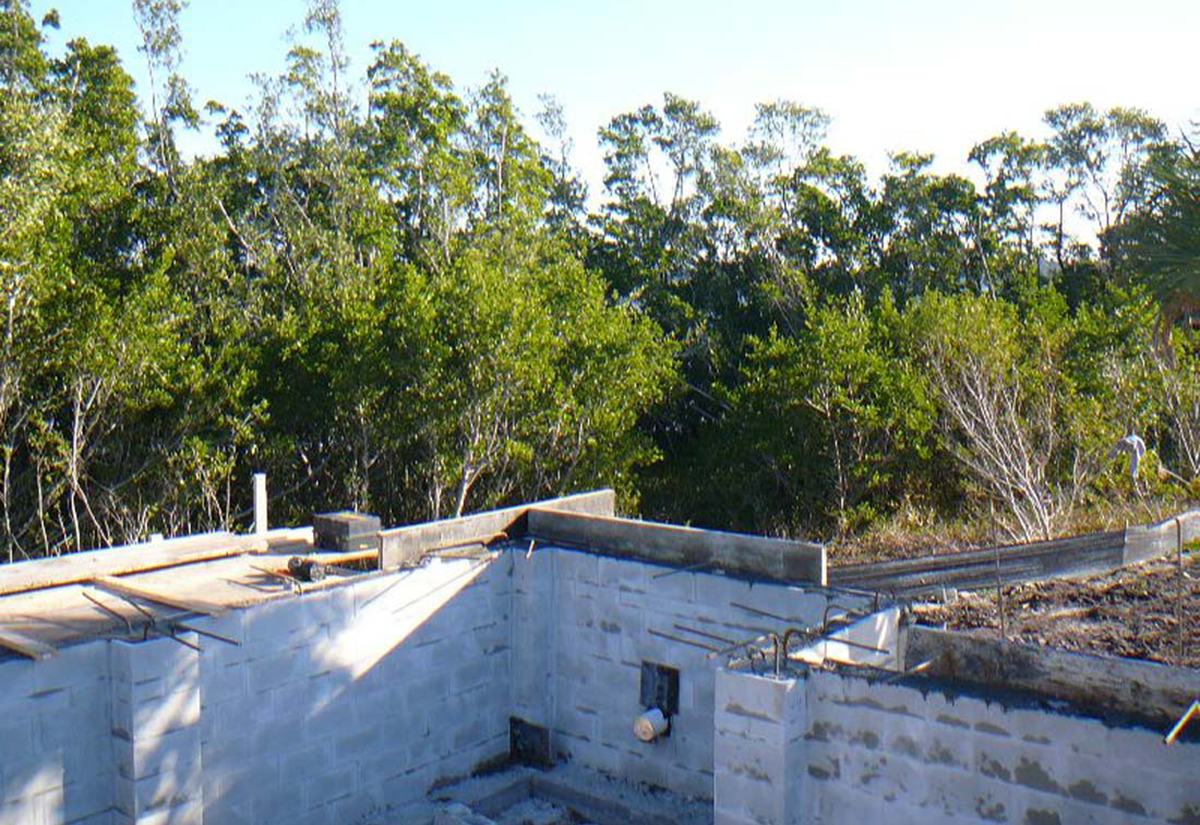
[1, 0, 1198, 562]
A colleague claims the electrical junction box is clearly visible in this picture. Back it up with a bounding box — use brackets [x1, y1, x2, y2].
[639, 661, 680, 718]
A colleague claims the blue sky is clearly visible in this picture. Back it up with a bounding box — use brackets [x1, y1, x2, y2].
[35, 0, 1200, 197]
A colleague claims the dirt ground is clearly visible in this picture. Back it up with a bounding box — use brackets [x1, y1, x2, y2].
[913, 549, 1200, 668]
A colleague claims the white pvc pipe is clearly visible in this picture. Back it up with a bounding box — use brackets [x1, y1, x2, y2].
[253, 473, 268, 534]
[634, 708, 669, 742]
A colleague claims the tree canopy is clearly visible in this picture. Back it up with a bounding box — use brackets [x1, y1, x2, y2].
[1, 0, 1196, 559]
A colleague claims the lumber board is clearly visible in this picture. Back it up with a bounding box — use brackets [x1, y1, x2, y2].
[378, 489, 616, 570]
[91, 576, 228, 616]
[0, 627, 57, 659]
[526, 508, 827, 585]
[0, 531, 268, 597]
[906, 625, 1198, 725]
[299, 548, 378, 566]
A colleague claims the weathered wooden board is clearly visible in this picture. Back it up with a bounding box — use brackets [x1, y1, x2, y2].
[0, 532, 268, 597]
[0, 627, 57, 659]
[378, 490, 617, 570]
[830, 530, 1125, 595]
[906, 625, 1198, 725]
[91, 576, 229, 616]
[525, 508, 827, 585]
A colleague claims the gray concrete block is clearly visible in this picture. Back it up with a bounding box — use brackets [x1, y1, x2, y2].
[4, 752, 64, 800]
[0, 718, 34, 762]
[131, 755, 202, 813]
[330, 788, 385, 825]
[355, 745, 408, 789]
[32, 642, 108, 696]
[120, 639, 200, 691]
[132, 797, 202, 825]
[299, 765, 356, 811]
[334, 726, 384, 762]
[201, 660, 246, 705]
[0, 658, 35, 707]
[250, 716, 304, 760]
[279, 743, 332, 782]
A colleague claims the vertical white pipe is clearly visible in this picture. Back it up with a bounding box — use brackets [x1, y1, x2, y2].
[253, 473, 268, 534]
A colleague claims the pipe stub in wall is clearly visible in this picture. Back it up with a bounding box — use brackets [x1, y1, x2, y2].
[634, 707, 669, 742]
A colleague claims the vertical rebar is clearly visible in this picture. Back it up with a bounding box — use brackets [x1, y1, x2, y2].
[994, 542, 1007, 639]
[1177, 517, 1185, 665]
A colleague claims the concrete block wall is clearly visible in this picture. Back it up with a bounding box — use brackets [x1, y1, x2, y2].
[511, 546, 875, 802]
[797, 668, 1200, 825]
[0, 642, 114, 825]
[712, 663, 1200, 825]
[0, 554, 514, 825]
[713, 669, 804, 825]
[189, 555, 513, 825]
[110, 636, 204, 825]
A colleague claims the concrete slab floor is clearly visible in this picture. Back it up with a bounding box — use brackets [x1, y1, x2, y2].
[375, 763, 713, 825]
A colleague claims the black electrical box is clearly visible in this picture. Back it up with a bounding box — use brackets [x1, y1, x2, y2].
[313, 511, 381, 552]
[509, 717, 552, 768]
[639, 661, 680, 717]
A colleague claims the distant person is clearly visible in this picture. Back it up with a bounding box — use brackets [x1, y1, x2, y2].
[1111, 432, 1147, 481]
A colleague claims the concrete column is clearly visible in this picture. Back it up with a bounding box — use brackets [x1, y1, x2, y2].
[713, 667, 804, 825]
[110, 637, 204, 825]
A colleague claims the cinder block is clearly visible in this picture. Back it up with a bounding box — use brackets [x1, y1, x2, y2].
[130, 688, 200, 741]
[279, 743, 332, 781]
[250, 716, 303, 760]
[299, 765, 357, 811]
[197, 791, 252, 825]
[118, 638, 200, 690]
[132, 797, 202, 825]
[666, 764, 713, 801]
[0, 658, 35, 705]
[331, 788, 386, 825]
[131, 753, 202, 812]
[242, 598, 324, 646]
[0, 798, 37, 825]
[355, 745, 407, 788]
[62, 731, 114, 780]
[116, 725, 200, 784]
[714, 768, 785, 825]
[201, 660, 247, 705]
[248, 648, 308, 695]
[32, 641, 108, 696]
[248, 776, 306, 823]
[4, 753, 64, 799]
[333, 726, 383, 762]
[646, 569, 696, 603]
[0, 719, 34, 762]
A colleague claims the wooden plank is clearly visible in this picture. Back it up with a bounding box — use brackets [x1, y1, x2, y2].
[526, 508, 827, 585]
[0, 532, 268, 597]
[378, 490, 617, 569]
[0, 627, 57, 659]
[298, 549, 378, 566]
[906, 625, 1199, 725]
[91, 576, 228, 617]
